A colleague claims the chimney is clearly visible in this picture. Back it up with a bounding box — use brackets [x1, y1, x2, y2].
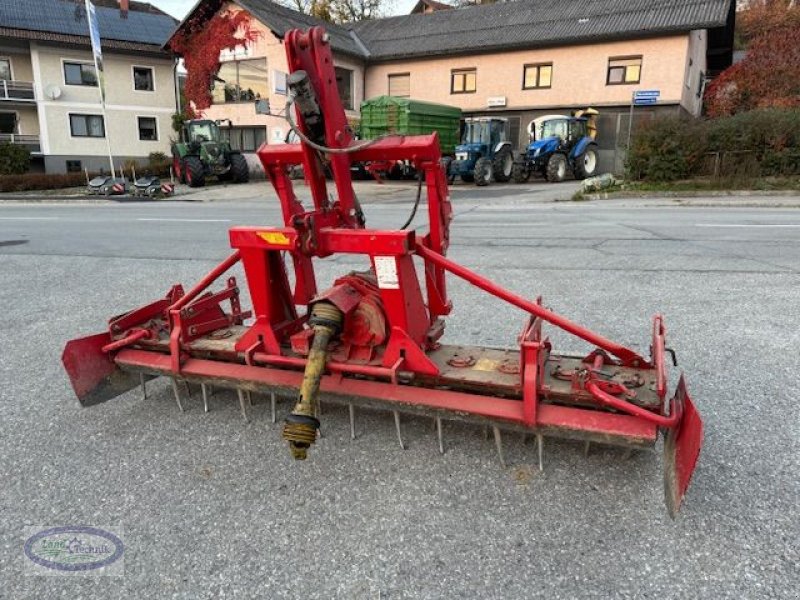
[119, 0, 129, 19]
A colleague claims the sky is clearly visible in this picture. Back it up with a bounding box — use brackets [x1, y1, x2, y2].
[151, 0, 421, 20]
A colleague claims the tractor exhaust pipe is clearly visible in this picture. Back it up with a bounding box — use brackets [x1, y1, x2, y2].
[282, 302, 343, 459]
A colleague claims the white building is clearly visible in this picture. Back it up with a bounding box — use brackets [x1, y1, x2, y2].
[0, 0, 178, 173]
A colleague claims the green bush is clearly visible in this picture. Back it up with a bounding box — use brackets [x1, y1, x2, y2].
[627, 108, 800, 181]
[0, 143, 31, 175]
[0, 172, 90, 193]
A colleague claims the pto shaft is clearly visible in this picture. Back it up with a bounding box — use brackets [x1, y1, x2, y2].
[282, 302, 343, 460]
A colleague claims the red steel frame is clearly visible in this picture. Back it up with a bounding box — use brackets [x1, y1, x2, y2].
[62, 27, 702, 516]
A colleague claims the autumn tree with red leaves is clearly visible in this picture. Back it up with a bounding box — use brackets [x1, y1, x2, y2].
[169, 10, 259, 117]
[706, 1, 800, 116]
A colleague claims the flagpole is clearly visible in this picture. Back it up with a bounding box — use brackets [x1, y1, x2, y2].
[85, 0, 115, 179]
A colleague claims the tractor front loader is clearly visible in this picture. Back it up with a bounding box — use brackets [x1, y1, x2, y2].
[63, 28, 703, 517]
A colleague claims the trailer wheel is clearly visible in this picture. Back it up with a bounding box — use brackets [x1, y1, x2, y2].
[184, 156, 206, 188]
[474, 157, 492, 186]
[511, 161, 531, 183]
[545, 153, 567, 183]
[492, 146, 513, 182]
[573, 146, 598, 180]
[230, 154, 249, 183]
[440, 157, 456, 184]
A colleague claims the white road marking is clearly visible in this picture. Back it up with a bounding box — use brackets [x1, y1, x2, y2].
[137, 218, 232, 223]
[695, 224, 800, 228]
[0, 217, 60, 220]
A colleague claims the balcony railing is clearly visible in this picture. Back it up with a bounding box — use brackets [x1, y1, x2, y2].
[0, 80, 36, 102]
[0, 133, 41, 153]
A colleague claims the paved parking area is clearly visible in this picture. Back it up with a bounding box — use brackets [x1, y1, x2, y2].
[1, 183, 798, 598]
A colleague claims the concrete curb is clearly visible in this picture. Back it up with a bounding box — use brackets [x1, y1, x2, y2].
[581, 189, 800, 200]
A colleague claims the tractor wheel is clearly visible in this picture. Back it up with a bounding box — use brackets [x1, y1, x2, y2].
[461, 172, 474, 183]
[172, 155, 186, 184]
[230, 154, 250, 183]
[492, 146, 513, 182]
[511, 161, 531, 183]
[574, 146, 599, 180]
[545, 153, 567, 183]
[474, 157, 493, 186]
[184, 156, 206, 188]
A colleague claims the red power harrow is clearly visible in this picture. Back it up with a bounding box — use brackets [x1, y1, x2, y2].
[62, 27, 703, 516]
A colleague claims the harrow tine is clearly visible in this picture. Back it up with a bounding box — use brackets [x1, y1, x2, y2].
[622, 448, 634, 460]
[270, 392, 277, 424]
[237, 389, 249, 422]
[393, 411, 406, 450]
[537, 434, 544, 472]
[183, 381, 192, 398]
[170, 378, 184, 412]
[139, 373, 147, 400]
[349, 402, 356, 440]
[201, 384, 209, 413]
[584, 441, 591, 457]
[493, 426, 506, 468]
[435, 417, 445, 455]
[483, 425, 489, 440]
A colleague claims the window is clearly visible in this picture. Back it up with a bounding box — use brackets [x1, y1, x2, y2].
[66, 160, 82, 173]
[335, 67, 353, 110]
[221, 126, 267, 152]
[607, 56, 642, 85]
[138, 117, 158, 141]
[523, 63, 552, 89]
[212, 59, 268, 103]
[388, 73, 410, 98]
[0, 58, 11, 81]
[451, 69, 476, 94]
[69, 114, 105, 138]
[133, 66, 154, 91]
[0, 112, 16, 134]
[64, 62, 97, 86]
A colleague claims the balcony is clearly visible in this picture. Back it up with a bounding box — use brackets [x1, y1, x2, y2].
[0, 133, 41, 154]
[0, 80, 36, 102]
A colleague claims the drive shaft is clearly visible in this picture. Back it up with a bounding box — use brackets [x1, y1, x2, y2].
[283, 302, 343, 459]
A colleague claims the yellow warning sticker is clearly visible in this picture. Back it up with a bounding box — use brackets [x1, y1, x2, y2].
[258, 231, 292, 246]
[473, 358, 498, 372]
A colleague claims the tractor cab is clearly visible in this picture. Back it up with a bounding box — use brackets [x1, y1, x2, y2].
[451, 117, 514, 185]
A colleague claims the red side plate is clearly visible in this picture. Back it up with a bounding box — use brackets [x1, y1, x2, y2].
[62, 332, 145, 407]
[664, 375, 703, 517]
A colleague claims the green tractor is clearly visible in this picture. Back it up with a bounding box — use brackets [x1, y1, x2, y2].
[171, 119, 250, 188]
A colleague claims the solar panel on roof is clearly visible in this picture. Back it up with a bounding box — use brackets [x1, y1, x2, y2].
[0, 0, 176, 46]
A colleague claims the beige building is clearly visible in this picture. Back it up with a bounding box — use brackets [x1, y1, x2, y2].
[0, 0, 177, 173]
[169, 0, 735, 172]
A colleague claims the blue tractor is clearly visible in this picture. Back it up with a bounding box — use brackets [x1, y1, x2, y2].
[512, 111, 599, 183]
[448, 117, 515, 186]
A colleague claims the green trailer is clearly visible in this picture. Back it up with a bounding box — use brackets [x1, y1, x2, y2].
[358, 96, 462, 179]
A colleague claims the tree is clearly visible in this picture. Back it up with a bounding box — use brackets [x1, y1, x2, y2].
[736, 0, 800, 48]
[285, 0, 334, 22]
[705, 23, 800, 117]
[279, 0, 386, 22]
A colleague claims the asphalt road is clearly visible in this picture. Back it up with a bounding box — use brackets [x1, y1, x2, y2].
[1, 183, 798, 598]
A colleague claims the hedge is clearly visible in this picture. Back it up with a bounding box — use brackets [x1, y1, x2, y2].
[627, 108, 800, 181]
[0, 172, 91, 193]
